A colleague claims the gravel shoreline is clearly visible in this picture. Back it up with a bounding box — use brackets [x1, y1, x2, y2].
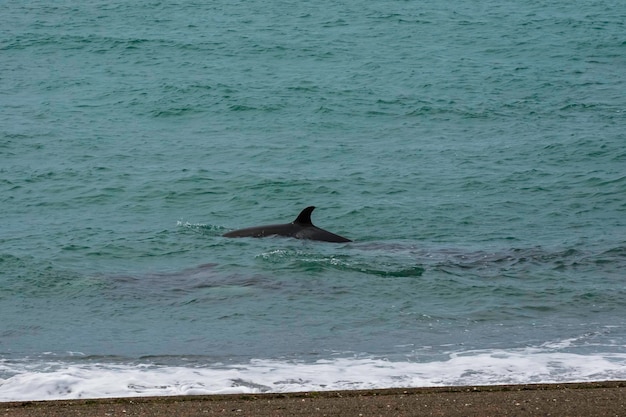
[3, 381, 625, 416]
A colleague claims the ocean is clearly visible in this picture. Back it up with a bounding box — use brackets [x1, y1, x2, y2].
[1, 0, 625, 401]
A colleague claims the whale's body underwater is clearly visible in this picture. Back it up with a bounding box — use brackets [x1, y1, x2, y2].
[222, 206, 351, 243]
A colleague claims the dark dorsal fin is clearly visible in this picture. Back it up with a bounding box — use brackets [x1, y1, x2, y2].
[293, 206, 315, 225]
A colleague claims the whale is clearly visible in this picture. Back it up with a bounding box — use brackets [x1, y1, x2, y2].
[222, 206, 352, 243]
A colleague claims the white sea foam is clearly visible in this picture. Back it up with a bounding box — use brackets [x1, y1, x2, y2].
[2, 348, 626, 401]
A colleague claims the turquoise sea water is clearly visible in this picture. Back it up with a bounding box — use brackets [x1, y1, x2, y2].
[1, 0, 625, 400]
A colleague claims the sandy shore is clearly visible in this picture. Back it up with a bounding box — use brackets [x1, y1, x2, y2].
[2, 381, 625, 417]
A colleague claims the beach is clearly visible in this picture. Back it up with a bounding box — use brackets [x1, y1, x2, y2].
[3, 381, 625, 417]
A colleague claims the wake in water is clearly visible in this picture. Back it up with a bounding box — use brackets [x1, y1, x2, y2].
[3, 242, 624, 401]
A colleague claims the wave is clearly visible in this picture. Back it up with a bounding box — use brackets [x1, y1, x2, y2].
[2, 344, 626, 401]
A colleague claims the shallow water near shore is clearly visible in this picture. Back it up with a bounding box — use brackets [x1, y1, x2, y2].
[1, 0, 626, 401]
